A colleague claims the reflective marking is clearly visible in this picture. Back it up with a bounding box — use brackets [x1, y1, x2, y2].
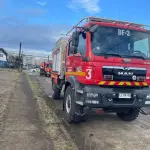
[99, 81, 106, 85]
[65, 72, 86, 76]
[118, 82, 124, 85]
[143, 82, 148, 86]
[108, 81, 115, 85]
[97, 81, 148, 87]
[126, 82, 132, 86]
[134, 82, 140, 86]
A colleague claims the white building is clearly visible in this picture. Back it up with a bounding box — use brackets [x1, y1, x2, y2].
[0, 48, 7, 67]
[23, 54, 52, 66]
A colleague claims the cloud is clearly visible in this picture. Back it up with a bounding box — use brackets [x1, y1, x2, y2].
[19, 7, 47, 17]
[0, 17, 70, 56]
[36, 1, 47, 6]
[67, 0, 101, 13]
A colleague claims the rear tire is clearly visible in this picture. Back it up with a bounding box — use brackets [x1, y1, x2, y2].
[116, 108, 139, 121]
[52, 80, 61, 99]
[52, 88, 61, 99]
[64, 86, 87, 123]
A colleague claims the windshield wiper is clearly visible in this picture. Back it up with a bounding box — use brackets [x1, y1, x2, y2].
[127, 55, 145, 60]
[103, 53, 122, 58]
[94, 53, 122, 58]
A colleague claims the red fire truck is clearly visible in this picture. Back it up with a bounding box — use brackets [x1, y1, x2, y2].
[45, 61, 52, 77]
[51, 17, 150, 123]
[40, 62, 47, 76]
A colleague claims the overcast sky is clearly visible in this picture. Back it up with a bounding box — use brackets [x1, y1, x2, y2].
[0, 0, 150, 56]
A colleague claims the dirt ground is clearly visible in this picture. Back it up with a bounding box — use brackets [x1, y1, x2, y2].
[0, 70, 53, 150]
[37, 75, 150, 150]
[3, 69, 150, 150]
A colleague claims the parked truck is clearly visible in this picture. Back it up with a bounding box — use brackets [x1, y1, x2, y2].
[45, 61, 52, 77]
[40, 62, 47, 76]
[51, 17, 150, 123]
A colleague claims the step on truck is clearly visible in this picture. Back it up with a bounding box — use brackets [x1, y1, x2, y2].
[51, 17, 150, 123]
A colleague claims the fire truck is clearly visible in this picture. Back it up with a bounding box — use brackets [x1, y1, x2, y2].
[40, 62, 47, 76]
[45, 61, 52, 77]
[51, 17, 150, 123]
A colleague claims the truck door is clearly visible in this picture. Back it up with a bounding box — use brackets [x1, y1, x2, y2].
[66, 34, 86, 81]
[73, 33, 86, 72]
[66, 40, 75, 73]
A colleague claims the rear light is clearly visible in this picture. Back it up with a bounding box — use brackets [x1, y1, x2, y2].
[137, 76, 145, 81]
[104, 75, 113, 80]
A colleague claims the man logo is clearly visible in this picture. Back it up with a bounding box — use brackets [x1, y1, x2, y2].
[118, 72, 133, 75]
[132, 75, 137, 81]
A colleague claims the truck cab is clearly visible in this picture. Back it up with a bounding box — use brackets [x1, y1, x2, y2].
[52, 17, 150, 123]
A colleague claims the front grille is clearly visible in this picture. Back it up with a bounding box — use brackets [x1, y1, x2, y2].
[102, 66, 146, 82]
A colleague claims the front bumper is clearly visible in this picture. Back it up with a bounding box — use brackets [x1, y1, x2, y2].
[46, 72, 51, 75]
[77, 85, 150, 108]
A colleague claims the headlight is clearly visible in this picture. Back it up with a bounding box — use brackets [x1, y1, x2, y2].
[146, 94, 150, 99]
[86, 93, 98, 98]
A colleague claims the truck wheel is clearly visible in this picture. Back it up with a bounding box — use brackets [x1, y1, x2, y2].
[52, 88, 60, 99]
[64, 86, 85, 123]
[116, 108, 139, 121]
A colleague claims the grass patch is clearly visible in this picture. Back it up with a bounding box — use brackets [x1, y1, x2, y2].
[26, 73, 77, 150]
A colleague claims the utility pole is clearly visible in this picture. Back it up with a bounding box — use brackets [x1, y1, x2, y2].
[48, 55, 49, 62]
[18, 42, 22, 71]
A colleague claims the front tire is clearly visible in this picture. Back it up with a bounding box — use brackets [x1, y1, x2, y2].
[64, 86, 87, 123]
[116, 108, 139, 121]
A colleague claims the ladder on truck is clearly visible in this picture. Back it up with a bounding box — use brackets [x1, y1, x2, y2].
[66, 16, 150, 36]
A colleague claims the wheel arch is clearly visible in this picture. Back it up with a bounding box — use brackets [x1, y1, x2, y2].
[64, 76, 76, 92]
[64, 76, 83, 93]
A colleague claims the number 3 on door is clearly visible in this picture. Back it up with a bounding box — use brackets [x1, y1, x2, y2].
[86, 69, 92, 79]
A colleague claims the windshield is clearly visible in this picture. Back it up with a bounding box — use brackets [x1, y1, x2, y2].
[46, 63, 52, 68]
[91, 26, 150, 59]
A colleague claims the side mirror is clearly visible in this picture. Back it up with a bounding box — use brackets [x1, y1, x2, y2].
[70, 45, 77, 54]
[72, 31, 79, 47]
[89, 24, 99, 33]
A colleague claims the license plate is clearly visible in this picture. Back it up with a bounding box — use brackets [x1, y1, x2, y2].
[118, 93, 131, 99]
